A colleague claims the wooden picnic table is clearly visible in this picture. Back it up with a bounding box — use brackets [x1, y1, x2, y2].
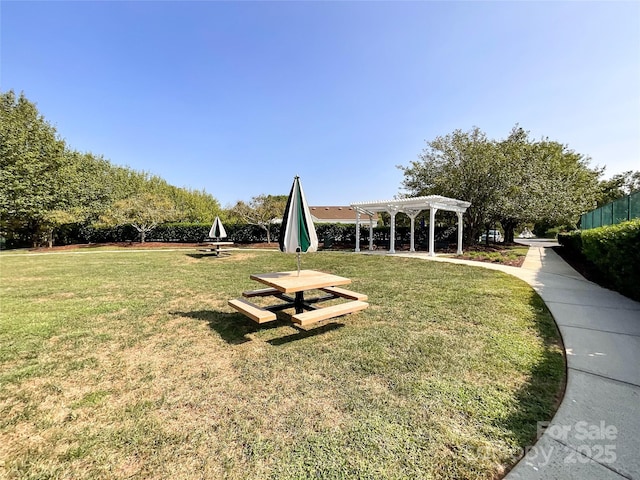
[228, 269, 369, 327]
[197, 241, 234, 256]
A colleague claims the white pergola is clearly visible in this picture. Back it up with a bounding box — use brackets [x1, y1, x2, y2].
[350, 195, 471, 256]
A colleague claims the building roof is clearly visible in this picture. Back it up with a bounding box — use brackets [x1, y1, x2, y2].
[309, 206, 379, 223]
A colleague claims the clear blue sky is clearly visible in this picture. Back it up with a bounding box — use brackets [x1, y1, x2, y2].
[2, 1, 639, 207]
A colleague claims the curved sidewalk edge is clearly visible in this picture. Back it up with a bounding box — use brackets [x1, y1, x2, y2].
[389, 241, 640, 480]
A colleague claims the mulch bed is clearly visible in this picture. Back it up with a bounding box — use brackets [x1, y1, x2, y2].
[29, 242, 201, 252]
[454, 244, 526, 268]
[28, 242, 280, 252]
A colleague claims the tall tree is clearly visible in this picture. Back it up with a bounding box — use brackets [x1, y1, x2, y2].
[165, 186, 222, 223]
[531, 139, 601, 229]
[399, 125, 602, 244]
[493, 126, 537, 243]
[398, 127, 504, 244]
[100, 192, 179, 243]
[0, 90, 68, 246]
[1, 90, 225, 247]
[498, 132, 601, 242]
[40, 208, 84, 248]
[596, 170, 640, 207]
[230, 194, 287, 243]
[34, 151, 120, 247]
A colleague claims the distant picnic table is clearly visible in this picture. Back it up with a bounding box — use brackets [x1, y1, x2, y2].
[197, 241, 234, 256]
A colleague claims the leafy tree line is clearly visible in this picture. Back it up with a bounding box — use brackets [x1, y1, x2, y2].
[3, 90, 637, 249]
[398, 126, 638, 244]
[595, 170, 640, 207]
[1, 90, 222, 247]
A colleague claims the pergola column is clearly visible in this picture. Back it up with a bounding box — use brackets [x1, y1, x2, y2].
[389, 208, 398, 254]
[405, 209, 420, 252]
[355, 210, 361, 252]
[369, 216, 374, 251]
[456, 211, 464, 255]
[410, 216, 416, 252]
[428, 207, 438, 257]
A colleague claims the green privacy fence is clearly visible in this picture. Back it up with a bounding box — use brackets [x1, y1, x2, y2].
[581, 191, 640, 230]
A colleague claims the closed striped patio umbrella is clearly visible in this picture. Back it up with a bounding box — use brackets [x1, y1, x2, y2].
[208, 216, 227, 241]
[279, 176, 318, 274]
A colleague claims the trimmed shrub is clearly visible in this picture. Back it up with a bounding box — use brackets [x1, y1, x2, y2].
[79, 224, 140, 243]
[559, 220, 640, 301]
[148, 223, 210, 242]
[227, 224, 281, 244]
[557, 230, 582, 253]
[47, 221, 464, 249]
[580, 219, 640, 301]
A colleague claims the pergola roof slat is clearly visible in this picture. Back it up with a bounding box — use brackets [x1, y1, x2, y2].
[351, 195, 471, 214]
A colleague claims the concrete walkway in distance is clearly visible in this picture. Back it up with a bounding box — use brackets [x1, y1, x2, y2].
[388, 239, 640, 480]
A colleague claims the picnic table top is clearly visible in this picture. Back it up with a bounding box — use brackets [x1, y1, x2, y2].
[250, 269, 351, 294]
[199, 241, 234, 246]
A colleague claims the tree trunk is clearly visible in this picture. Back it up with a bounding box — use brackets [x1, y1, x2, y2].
[501, 219, 517, 244]
[48, 230, 53, 248]
[133, 225, 146, 243]
[465, 226, 479, 245]
[31, 220, 40, 248]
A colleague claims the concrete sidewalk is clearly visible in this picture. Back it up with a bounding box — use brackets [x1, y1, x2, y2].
[390, 240, 640, 479]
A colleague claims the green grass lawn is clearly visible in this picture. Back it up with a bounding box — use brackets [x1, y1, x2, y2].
[0, 249, 564, 479]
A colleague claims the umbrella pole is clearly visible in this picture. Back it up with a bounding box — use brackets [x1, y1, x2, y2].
[297, 251, 301, 276]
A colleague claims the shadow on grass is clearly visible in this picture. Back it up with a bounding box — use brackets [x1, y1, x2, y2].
[498, 291, 567, 468]
[266, 321, 345, 346]
[172, 310, 344, 345]
[172, 310, 281, 344]
[185, 253, 223, 259]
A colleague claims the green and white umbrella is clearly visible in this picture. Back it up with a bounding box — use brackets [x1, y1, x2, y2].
[279, 176, 318, 274]
[208, 216, 227, 241]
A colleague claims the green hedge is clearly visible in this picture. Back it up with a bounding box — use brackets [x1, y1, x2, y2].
[558, 219, 640, 301]
[52, 222, 460, 247]
[73, 223, 331, 244]
[556, 229, 582, 252]
[78, 223, 277, 244]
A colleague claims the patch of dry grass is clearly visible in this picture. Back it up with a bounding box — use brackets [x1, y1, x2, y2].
[0, 250, 564, 479]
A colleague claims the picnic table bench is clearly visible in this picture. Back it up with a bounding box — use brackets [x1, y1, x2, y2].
[228, 269, 369, 327]
[197, 241, 234, 256]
